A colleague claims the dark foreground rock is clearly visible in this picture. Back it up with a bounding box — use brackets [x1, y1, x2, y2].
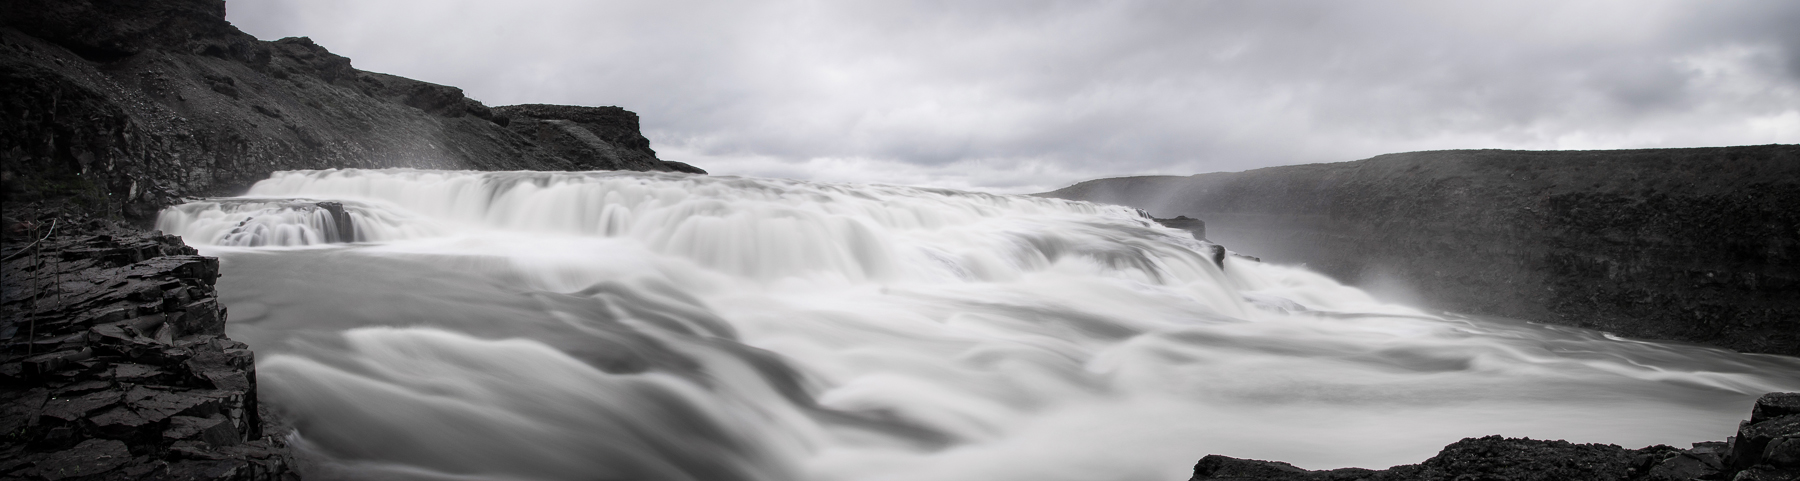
[1189, 392, 1800, 481]
[1043, 145, 1800, 356]
[1, 211, 294, 480]
[0, 0, 704, 224]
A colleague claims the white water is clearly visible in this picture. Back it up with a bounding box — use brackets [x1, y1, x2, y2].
[159, 169, 1800, 481]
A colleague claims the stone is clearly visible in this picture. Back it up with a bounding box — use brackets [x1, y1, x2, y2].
[49, 379, 112, 397]
[88, 406, 164, 443]
[1756, 393, 1800, 424]
[1733, 416, 1800, 470]
[124, 385, 219, 421]
[112, 363, 168, 383]
[1768, 436, 1800, 468]
[22, 349, 92, 377]
[1643, 451, 1723, 480]
[0, 389, 50, 435]
[1189, 454, 1316, 480]
[166, 414, 240, 447]
[38, 390, 123, 423]
[1732, 465, 1800, 481]
[316, 201, 356, 243]
[178, 299, 226, 337]
[23, 438, 133, 480]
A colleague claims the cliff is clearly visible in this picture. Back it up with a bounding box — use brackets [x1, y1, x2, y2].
[1042, 145, 1800, 356]
[0, 0, 703, 223]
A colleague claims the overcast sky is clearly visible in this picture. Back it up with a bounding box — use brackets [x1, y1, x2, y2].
[227, 0, 1800, 193]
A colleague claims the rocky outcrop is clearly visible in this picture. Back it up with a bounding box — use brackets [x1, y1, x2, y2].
[1154, 216, 1206, 240]
[0, 0, 703, 224]
[1042, 145, 1800, 356]
[494, 104, 706, 174]
[1189, 392, 1799, 481]
[1, 211, 294, 480]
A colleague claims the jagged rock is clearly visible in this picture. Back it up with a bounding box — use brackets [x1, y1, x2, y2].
[1755, 393, 1800, 424]
[2, 219, 293, 480]
[315, 201, 355, 243]
[1728, 394, 1800, 476]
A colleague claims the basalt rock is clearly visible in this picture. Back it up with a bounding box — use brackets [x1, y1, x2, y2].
[0, 0, 704, 225]
[1, 211, 295, 480]
[1044, 145, 1800, 356]
[494, 104, 707, 174]
[1187, 392, 1798, 481]
[313, 202, 353, 243]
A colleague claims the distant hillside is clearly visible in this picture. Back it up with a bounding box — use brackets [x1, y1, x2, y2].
[1042, 145, 1800, 355]
[0, 0, 702, 222]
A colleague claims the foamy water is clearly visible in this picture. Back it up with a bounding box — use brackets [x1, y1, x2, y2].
[158, 169, 1800, 481]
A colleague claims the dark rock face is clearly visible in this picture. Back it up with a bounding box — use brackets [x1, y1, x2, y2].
[1729, 393, 1800, 479]
[494, 104, 707, 174]
[1043, 145, 1800, 356]
[0, 0, 703, 224]
[1, 213, 295, 480]
[1189, 393, 1800, 480]
[312, 202, 354, 243]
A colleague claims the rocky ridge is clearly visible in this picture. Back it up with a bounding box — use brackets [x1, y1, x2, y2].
[1189, 392, 1800, 481]
[0, 0, 703, 224]
[1, 212, 293, 480]
[1043, 145, 1800, 356]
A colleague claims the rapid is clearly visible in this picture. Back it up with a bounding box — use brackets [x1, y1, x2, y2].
[156, 169, 1800, 481]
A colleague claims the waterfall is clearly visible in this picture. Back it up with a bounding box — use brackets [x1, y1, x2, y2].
[159, 169, 1800, 481]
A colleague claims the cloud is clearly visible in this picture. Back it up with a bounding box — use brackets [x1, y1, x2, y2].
[226, 0, 1800, 193]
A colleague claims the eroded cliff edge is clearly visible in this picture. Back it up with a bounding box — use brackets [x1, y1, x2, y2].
[0, 0, 703, 223]
[1043, 145, 1800, 356]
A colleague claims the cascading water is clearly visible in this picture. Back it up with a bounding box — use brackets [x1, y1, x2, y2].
[158, 169, 1800, 481]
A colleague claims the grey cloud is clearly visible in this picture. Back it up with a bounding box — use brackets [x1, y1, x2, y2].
[226, 0, 1800, 192]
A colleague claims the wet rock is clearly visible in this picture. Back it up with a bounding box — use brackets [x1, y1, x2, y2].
[2, 220, 294, 480]
[315, 201, 355, 243]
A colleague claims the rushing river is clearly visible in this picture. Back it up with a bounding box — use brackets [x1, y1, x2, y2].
[157, 169, 1800, 481]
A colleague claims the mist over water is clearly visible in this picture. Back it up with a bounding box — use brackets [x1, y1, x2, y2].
[158, 169, 1800, 481]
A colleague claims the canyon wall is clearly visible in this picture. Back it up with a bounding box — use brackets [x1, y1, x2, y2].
[1043, 145, 1800, 356]
[0, 0, 701, 223]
